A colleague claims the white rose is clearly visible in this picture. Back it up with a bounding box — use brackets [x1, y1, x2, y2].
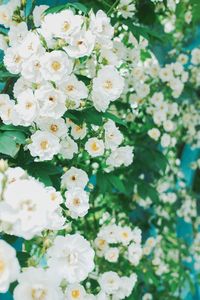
[33, 5, 49, 27]
[37, 117, 68, 138]
[40, 50, 73, 82]
[64, 30, 95, 58]
[85, 137, 105, 157]
[47, 234, 95, 283]
[93, 66, 124, 102]
[0, 240, 20, 293]
[148, 128, 160, 141]
[61, 167, 89, 190]
[99, 271, 120, 295]
[65, 187, 90, 219]
[60, 136, 78, 159]
[13, 267, 63, 300]
[28, 131, 60, 161]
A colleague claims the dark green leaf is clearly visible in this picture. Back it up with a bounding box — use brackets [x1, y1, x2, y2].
[103, 112, 127, 127]
[108, 175, 127, 194]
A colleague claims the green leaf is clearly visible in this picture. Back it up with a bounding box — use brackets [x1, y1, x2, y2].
[82, 107, 103, 126]
[103, 112, 127, 127]
[16, 251, 30, 267]
[0, 70, 17, 82]
[108, 175, 127, 194]
[137, 181, 158, 202]
[25, 0, 35, 17]
[0, 134, 20, 157]
[3, 131, 26, 145]
[65, 107, 103, 126]
[0, 124, 29, 133]
[96, 172, 111, 194]
[44, 2, 88, 15]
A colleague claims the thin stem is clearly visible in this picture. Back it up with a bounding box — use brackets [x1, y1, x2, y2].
[107, 0, 120, 16]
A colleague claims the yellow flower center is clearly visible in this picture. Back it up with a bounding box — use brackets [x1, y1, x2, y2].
[0, 259, 5, 273]
[73, 198, 81, 206]
[63, 21, 70, 32]
[67, 85, 75, 92]
[71, 290, 80, 298]
[91, 142, 99, 152]
[104, 80, 113, 90]
[31, 288, 47, 300]
[40, 140, 49, 150]
[25, 102, 33, 109]
[50, 124, 58, 132]
[51, 61, 61, 71]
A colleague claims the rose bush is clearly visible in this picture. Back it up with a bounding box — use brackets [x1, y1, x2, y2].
[0, 0, 199, 299]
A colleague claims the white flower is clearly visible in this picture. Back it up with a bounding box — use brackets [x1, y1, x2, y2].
[45, 187, 65, 231]
[105, 248, 119, 263]
[0, 1, 19, 28]
[94, 237, 109, 254]
[142, 293, 153, 300]
[89, 10, 114, 47]
[64, 30, 95, 58]
[65, 283, 86, 300]
[163, 120, 174, 132]
[8, 22, 28, 47]
[40, 9, 83, 41]
[60, 136, 78, 159]
[118, 226, 133, 245]
[0, 178, 51, 239]
[93, 66, 124, 102]
[47, 234, 95, 283]
[28, 131, 60, 161]
[106, 146, 134, 168]
[99, 272, 120, 295]
[98, 224, 119, 244]
[5, 166, 27, 184]
[4, 46, 24, 74]
[13, 267, 63, 300]
[0, 240, 20, 293]
[35, 83, 66, 119]
[58, 74, 88, 106]
[71, 123, 87, 140]
[37, 117, 68, 138]
[65, 188, 89, 219]
[113, 274, 137, 299]
[85, 138, 105, 157]
[128, 242, 142, 266]
[148, 128, 160, 141]
[33, 5, 49, 27]
[18, 32, 45, 59]
[191, 48, 200, 65]
[185, 11, 192, 24]
[40, 50, 73, 82]
[161, 133, 171, 148]
[118, 0, 136, 19]
[104, 120, 123, 150]
[15, 89, 38, 126]
[159, 66, 173, 82]
[92, 91, 110, 112]
[21, 54, 44, 83]
[150, 92, 164, 106]
[0, 96, 20, 126]
[0, 34, 8, 51]
[13, 77, 32, 98]
[61, 167, 89, 190]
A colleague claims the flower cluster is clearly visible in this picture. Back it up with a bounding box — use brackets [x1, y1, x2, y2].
[0, 0, 199, 299]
